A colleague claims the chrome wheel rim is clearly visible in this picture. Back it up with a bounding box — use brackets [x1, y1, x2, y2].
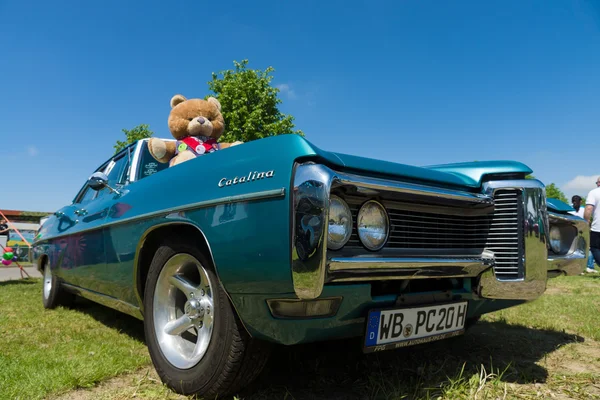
[43, 263, 52, 299]
[153, 253, 215, 369]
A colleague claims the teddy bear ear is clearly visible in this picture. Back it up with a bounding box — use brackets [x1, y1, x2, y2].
[170, 94, 187, 109]
[207, 97, 222, 111]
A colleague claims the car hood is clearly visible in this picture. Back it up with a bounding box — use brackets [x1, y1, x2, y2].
[312, 147, 532, 190]
[219, 135, 534, 192]
[546, 198, 575, 214]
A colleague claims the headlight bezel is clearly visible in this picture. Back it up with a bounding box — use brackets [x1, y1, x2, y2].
[356, 200, 390, 251]
[327, 195, 353, 250]
[549, 225, 562, 254]
[548, 223, 578, 255]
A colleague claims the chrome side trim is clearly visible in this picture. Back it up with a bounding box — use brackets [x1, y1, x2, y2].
[41, 188, 286, 242]
[327, 252, 495, 281]
[477, 179, 548, 300]
[547, 211, 589, 276]
[120, 188, 286, 229]
[291, 162, 493, 300]
[62, 283, 144, 320]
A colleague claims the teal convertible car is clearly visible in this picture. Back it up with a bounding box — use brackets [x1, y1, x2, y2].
[32, 134, 588, 398]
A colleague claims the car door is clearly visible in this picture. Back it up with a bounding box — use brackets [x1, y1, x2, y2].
[54, 159, 117, 289]
[39, 158, 108, 285]
[41, 203, 80, 280]
[77, 146, 134, 295]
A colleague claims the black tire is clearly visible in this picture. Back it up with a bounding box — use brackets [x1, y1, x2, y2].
[143, 238, 271, 399]
[41, 261, 75, 309]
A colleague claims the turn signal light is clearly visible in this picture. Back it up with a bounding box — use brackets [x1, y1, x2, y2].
[267, 297, 342, 319]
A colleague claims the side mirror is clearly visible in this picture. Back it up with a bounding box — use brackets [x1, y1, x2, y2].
[87, 172, 120, 195]
[88, 172, 108, 191]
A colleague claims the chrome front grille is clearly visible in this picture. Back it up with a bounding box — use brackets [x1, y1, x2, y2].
[343, 189, 523, 280]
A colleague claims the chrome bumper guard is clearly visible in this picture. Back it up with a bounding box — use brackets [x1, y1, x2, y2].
[546, 211, 588, 276]
[291, 162, 550, 302]
[474, 180, 549, 300]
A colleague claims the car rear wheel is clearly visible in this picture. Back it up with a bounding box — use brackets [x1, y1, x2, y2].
[143, 239, 271, 398]
[41, 261, 74, 309]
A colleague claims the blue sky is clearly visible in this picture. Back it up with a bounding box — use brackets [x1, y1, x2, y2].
[1, 0, 600, 212]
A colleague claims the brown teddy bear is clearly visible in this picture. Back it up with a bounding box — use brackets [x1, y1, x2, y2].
[148, 94, 242, 167]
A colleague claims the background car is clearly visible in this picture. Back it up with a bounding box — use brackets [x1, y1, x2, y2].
[545, 198, 589, 277]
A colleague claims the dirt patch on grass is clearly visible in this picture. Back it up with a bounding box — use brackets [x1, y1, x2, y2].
[548, 343, 600, 374]
[545, 286, 569, 295]
[499, 339, 600, 400]
[48, 367, 187, 400]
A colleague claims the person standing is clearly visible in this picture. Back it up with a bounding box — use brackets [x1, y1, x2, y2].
[0, 219, 9, 249]
[584, 178, 600, 273]
[570, 195, 585, 218]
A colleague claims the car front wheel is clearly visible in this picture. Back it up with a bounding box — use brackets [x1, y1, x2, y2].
[143, 239, 271, 398]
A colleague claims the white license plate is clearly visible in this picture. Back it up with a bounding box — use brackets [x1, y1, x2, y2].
[363, 301, 469, 353]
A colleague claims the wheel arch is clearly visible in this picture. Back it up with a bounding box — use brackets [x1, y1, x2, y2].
[133, 222, 244, 325]
[36, 252, 49, 274]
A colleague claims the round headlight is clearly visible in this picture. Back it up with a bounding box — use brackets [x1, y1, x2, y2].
[357, 200, 389, 251]
[549, 226, 562, 253]
[327, 195, 353, 250]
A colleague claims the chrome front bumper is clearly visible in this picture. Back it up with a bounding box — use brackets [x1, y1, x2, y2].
[327, 251, 496, 282]
[291, 162, 551, 302]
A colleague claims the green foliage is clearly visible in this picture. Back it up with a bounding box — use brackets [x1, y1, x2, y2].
[20, 211, 52, 217]
[525, 175, 580, 204]
[114, 124, 154, 153]
[206, 59, 304, 143]
[545, 182, 569, 203]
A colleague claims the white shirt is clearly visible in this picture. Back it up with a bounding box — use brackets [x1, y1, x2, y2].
[569, 207, 585, 218]
[586, 187, 600, 232]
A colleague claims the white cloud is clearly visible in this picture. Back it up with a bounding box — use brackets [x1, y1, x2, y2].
[276, 83, 297, 100]
[27, 146, 39, 156]
[562, 174, 600, 199]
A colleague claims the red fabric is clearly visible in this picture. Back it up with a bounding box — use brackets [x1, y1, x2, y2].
[181, 136, 218, 154]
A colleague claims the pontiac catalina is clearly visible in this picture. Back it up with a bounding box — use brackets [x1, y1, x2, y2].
[32, 134, 588, 398]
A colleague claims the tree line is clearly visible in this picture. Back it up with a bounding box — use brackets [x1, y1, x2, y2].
[526, 174, 574, 204]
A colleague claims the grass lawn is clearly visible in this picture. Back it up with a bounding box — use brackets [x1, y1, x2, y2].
[2, 275, 600, 400]
[0, 279, 150, 400]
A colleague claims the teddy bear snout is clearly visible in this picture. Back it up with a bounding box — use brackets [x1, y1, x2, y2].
[187, 115, 214, 136]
